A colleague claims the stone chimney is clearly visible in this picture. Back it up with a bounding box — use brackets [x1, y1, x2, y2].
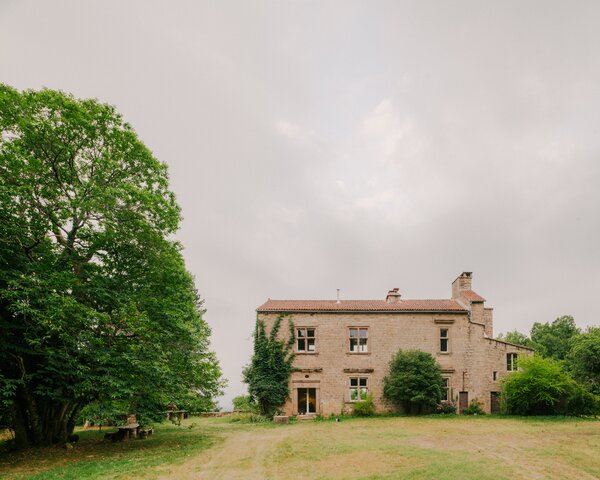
[386, 288, 401, 303]
[452, 271, 472, 299]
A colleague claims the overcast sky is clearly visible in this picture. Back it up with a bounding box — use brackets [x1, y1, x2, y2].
[2, 0, 599, 407]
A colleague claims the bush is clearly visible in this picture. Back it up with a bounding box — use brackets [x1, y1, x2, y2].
[383, 350, 445, 414]
[463, 399, 485, 415]
[435, 400, 457, 414]
[502, 355, 600, 415]
[353, 394, 376, 417]
[227, 412, 269, 424]
[232, 395, 258, 413]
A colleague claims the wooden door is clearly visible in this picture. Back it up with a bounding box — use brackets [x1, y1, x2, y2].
[490, 392, 500, 414]
[459, 391, 468, 414]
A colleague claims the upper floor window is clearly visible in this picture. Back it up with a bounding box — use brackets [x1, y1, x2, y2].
[440, 328, 449, 352]
[297, 328, 316, 352]
[507, 353, 518, 371]
[349, 377, 368, 401]
[349, 327, 368, 353]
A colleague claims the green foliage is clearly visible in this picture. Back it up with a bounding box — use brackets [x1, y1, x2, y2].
[352, 394, 375, 417]
[0, 85, 224, 447]
[383, 350, 445, 414]
[227, 412, 269, 424]
[243, 315, 295, 417]
[496, 330, 534, 348]
[435, 401, 457, 414]
[530, 315, 580, 360]
[462, 399, 486, 415]
[567, 327, 600, 395]
[501, 355, 599, 415]
[232, 395, 258, 413]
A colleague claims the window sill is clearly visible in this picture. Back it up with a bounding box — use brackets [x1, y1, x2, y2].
[296, 352, 318, 355]
[437, 352, 452, 355]
[346, 352, 371, 355]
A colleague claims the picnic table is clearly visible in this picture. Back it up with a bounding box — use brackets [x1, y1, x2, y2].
[117, 423, 140, 440]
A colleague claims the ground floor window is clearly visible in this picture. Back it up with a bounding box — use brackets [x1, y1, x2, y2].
[297, 388, 316, 414]
[349, 377, 368, 401]
[442, 377, 450, 401]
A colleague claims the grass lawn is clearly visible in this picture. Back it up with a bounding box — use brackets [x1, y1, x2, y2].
[1, 415, 599, 479]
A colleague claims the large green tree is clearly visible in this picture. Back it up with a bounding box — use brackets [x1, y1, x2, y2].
[0, 85, 223, 448]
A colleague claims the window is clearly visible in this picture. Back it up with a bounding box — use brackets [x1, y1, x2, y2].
[493, 371, 497, 381]
[507, 353, 518, 371]
[442, 377, 450, 401]
[349, 328, 368, 352]
[349, 377, 368, 401]
[440, 328, 449, 352]
[297, 328, 316, 352]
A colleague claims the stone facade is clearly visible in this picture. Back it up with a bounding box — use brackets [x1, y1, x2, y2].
[256, 272, 533, 415]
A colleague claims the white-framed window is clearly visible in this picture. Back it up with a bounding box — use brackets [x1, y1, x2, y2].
[507, 353, 518, 371]
[349, 327, 368, 352]
[297, 328, 316, 352]
[442, 377, 450, 401]
[349, 377, 369, 401]
[440, 328, 449, 352]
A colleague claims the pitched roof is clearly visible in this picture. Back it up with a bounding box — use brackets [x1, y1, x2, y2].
[460, 290, 486, 302]
[256, 299, 466, 313]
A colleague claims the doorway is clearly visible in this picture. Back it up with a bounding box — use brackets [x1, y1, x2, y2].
[297, 388, 316, 414]
[490, 392, 500, 414]
[459, 391, 468, 414]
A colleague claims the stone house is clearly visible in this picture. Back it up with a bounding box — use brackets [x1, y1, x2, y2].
[256, 272, 533, 415]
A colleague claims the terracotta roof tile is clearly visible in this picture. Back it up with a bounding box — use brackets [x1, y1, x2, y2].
[460, 290, 486, 302]
[257, 299, 466, 313]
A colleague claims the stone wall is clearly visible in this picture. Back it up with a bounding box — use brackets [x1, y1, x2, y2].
[257, 309, 532, 415]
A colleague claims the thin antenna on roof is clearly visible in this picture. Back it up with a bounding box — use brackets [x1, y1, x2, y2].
[336, 288, 340, 304]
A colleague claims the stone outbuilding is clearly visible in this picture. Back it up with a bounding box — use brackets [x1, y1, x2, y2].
[256, 272, 533, 415]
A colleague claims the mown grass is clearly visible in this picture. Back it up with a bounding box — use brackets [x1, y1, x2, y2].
[1, 415, 599, 479]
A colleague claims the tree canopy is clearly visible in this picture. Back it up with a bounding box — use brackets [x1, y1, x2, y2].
[383, 350, 445, 414]
[568, 327, 600, 395]
[0, 85, 223, 448]
[530, 315, 580, 360]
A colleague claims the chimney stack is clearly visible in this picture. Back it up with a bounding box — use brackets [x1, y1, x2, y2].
[452, 271, 472, 299]
[386, 288, 401, 303]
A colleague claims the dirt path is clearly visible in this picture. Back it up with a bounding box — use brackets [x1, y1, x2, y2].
[157, 427, 291, 480]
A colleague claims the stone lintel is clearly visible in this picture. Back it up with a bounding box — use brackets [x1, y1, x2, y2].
[343, 368, 374, 373]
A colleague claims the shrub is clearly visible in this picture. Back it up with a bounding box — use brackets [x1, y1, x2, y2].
[383, 350, 445, 414]
[463, 399, 485, 415]
[232, 395, 258, 413]
[353, 394, 376, 417]
[228, 412, 269, 424]
[502, 355, 600, 415]
[435, 400, 457, 414]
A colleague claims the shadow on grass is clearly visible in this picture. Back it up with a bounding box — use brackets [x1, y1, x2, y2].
[0, 421, 220, 480]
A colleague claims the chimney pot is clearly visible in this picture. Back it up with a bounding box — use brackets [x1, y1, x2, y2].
[386, 288, 401, 303]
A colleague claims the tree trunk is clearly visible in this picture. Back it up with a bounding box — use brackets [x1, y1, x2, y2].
[11, 388, 81, 449]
